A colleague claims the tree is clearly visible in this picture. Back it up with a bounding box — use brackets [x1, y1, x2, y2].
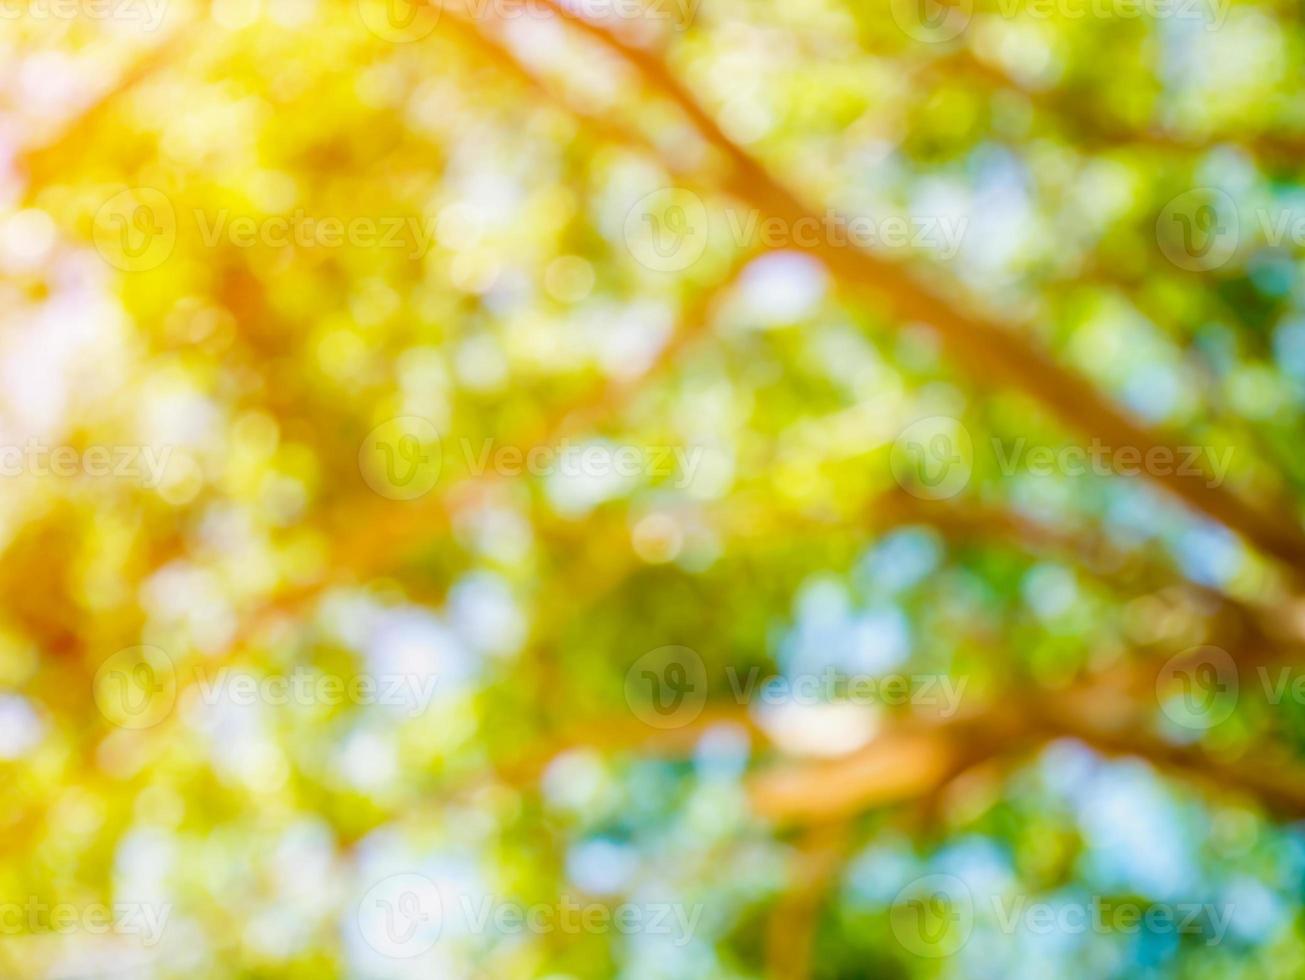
[3, 0, 1304, 975]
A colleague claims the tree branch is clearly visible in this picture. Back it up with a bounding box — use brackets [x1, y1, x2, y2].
[524, 0, 1305, 574]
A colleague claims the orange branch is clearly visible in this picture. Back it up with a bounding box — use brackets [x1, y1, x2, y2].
[524, 0, 1305, 575]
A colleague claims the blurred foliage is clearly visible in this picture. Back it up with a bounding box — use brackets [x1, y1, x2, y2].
[3, 0, 1305, 977]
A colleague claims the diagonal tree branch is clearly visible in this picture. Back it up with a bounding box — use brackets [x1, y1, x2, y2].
[442, 11, 1305, 697]
[523, 0, 1305, 575]
[19, 20, 205, 191]
[749, 672, 1305, 826]
[922, 47, 1305, 166]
